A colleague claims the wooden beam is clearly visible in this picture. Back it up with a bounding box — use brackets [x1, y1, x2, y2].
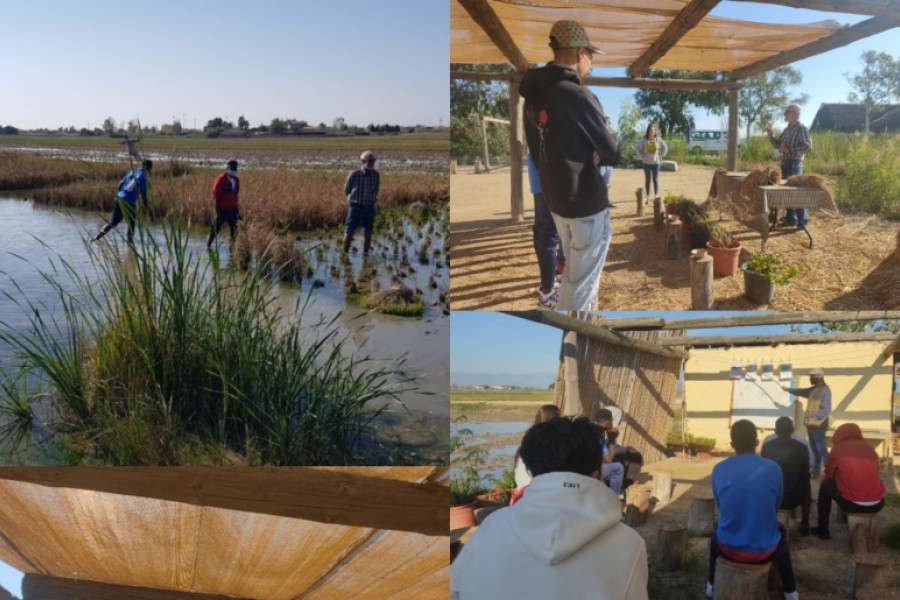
[727, 87, 739, 171]
[0, 467, 449, 537]
[22, 574, 244, 600]
[882, 332, 900, 358]
[732, 16, 900, 80]
[504, 311, 686, 359]
[729, 0, 900, 19]
[663, 311, 900, 330]
[509, 81, 524, 221]
[659, 331, 898, 347]
[451, 71, 740, 91]
[628, 0, 722, 77]
[455, 0, 530, 72]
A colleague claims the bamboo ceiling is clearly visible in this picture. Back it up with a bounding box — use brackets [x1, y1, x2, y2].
[452, 0, 900, 79]
[0, 468, 449, 600]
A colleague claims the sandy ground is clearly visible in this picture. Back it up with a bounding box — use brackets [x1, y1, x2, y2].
[453, 401, 900, 599]
[450, 164, 900, 310]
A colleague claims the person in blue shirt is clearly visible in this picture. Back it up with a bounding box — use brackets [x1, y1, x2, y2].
[95, 159, 152, 243]
[706, 419, 799, 600]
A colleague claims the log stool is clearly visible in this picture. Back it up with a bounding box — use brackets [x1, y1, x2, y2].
[853, 552, 889, 596]
[624, 485, 652, 527]
[847, 513, 879, 554]
[688, 496, 716, 536]
[690, 251, 714, 310]
[712, 557, 769, 600]
[635, 187, 645, 216]
[664, 217, 682, 259]
[656, 521, 687, 572]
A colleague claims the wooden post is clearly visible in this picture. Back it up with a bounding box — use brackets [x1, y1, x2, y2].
[624, 485, 652, 527]
[635, 187, 645, 216]
[712, 557, 769, 600]
[652, 472, 673, 505]
[665, 217, 682, 260]
[653, 196, 663, 231]
[853, 553, 889, 596]
[474, 158, 484, 174]
[690, 253, 714, 310]
[508, 82, 524, 222]
[848, 513, 879, 554]
[450, 159, 457, 174]
[688, 496, 716, 536]
[656, 521, 687, 572]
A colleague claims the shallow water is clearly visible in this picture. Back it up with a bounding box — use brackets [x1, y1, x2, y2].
[0, 197, 448, 464]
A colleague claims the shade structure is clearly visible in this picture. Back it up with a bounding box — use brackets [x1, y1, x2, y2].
[0, 467, 449, 600]
[452, 0, 884, 75]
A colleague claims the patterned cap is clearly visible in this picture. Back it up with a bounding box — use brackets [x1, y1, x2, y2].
[549, 20, 603, 54]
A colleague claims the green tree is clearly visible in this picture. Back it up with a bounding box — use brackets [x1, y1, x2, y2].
[739, 66, 808, 139]
[790, 321, 900, 334]
[845, 50, 899, 134]
[269, 118, 286, 134]
[450, 111, 508, 161]
[102, 117, 116, 136]
[633, 70, 728, 136]
[617, 98, 642, 165]
[451, 64, 515, 160]
[237, 115, 249, 130]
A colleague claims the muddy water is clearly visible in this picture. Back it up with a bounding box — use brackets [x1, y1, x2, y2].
[0, 197, 448, 464]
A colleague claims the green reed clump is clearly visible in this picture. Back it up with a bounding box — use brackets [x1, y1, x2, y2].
[835, 134, 900, 216]
[0, 216, 415, 465]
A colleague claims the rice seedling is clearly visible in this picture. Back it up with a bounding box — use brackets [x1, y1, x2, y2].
[0, 215, 418, 465]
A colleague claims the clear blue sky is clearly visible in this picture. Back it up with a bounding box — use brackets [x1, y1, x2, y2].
[0, 560, 20, 599]
[1, 0, 449, 131]
[592, 2, 900, 132]
[450, 311, 792, 383]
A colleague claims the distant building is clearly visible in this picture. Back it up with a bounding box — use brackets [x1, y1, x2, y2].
[810, 103, 900, 133]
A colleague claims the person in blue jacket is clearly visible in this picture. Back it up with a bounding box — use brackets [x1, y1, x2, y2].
[95, 159, 152, 243]
[706, 419, 799, 600]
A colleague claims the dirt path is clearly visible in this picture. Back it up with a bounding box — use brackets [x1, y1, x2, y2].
[450, 164, 900, 311]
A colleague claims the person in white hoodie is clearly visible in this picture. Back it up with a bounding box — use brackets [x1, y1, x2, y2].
[451, 417, 649, 600]
[634, 123, 667, 200]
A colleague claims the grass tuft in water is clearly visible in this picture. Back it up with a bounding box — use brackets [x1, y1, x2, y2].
[0, 216, 416, 465]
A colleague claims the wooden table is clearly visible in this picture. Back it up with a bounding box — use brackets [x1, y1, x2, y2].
[757, 185, 837, 250]
[708, 171, 838, 251]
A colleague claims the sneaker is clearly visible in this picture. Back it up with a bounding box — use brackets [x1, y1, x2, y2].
[784, 591, 799, 600]
[810, 526, 830, 540]
[705, 582, 713, 599]
[537, 289, 558, 310]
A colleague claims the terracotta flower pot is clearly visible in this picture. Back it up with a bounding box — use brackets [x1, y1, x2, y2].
[450, 502, 477, 530]
[706, 240, 742, 277]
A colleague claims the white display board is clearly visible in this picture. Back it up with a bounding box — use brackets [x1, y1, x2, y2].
[732, 376, 795, 428]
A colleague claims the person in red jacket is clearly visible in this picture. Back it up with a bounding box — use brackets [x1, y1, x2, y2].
[207, 159, 241, 248]
[811, 422, 885, 539]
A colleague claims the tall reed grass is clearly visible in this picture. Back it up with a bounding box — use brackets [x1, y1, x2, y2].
[0, 216, 416, 465]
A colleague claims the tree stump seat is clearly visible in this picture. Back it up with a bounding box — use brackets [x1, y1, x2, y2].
[712, 557, 769, 600]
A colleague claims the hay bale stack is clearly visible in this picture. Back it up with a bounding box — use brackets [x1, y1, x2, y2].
[784, 174, 834, 204]
[872, 263, 900, 309]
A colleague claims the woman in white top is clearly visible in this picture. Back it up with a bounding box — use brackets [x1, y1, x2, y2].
[634, 123, 668, 199]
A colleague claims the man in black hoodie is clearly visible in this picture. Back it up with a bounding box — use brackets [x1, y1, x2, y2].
[521, 19, 619, 311]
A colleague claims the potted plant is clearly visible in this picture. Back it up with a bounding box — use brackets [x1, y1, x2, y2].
[665, 430, 691, 459]
[663, 193, 682, 215]
[478, 466, 516, 508]
[742, 251, 802, 305]
[675, 198, 708, 247]
[691, 436, 716, 459]
[705, 223, 742, 277]
[450, 418, 488, 529]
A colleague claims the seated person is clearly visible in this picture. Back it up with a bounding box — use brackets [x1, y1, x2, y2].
[451, 417, 648, 600]
[707, 420, 798, 600]
[513, 404, 561, 490]
[594, 408, 625, 496]
[812, 422, 885, 540]
[761, 417, 812, 536]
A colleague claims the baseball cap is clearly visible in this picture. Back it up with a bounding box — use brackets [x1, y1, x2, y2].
[360, 150, 376, 162]
[809, 368, 824, 376]
[549, 20, 604, 54]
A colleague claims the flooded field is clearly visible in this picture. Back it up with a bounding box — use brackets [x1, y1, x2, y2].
[0, 197, 449, 464]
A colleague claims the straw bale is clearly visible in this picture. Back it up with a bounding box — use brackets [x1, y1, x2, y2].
[784, 174, 834, 204]
[740, 165, 781, 200]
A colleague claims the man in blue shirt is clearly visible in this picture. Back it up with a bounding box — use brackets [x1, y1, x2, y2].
[342, 150, 379, 255]
[707, 419, 798, 600]
[95, 159, 152, 243]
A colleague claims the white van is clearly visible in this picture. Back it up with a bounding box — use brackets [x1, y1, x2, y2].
[687, 130, 739, 153]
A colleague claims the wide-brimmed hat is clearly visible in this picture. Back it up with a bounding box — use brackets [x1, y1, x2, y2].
[549, 20, 604, 54]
